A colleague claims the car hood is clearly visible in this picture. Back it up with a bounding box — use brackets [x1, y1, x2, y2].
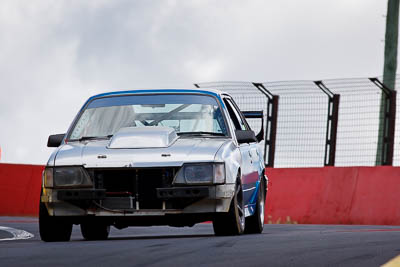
[52, 137, 230, 168]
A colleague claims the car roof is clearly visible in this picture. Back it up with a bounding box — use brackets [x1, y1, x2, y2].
[89, 88, 229, 100]
[75, 88, 231, 115]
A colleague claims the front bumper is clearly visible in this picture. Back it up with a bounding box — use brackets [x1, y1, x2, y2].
[57, 189, 106, 201]
[41, 184, 235, 217]
[156, 186, 209, 199]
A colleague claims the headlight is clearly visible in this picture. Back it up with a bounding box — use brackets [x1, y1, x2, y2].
[184, 164, 213, 184]
[174, 163, 225, 185]
[43, 167, 92, 188]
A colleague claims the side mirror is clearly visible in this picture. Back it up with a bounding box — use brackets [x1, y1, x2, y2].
[242, 111, 264, 142]
[47, 134, 65, 147]
[235, 130, 257, 144]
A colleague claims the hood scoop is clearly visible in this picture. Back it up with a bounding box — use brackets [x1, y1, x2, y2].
[108, 126, 178, 149]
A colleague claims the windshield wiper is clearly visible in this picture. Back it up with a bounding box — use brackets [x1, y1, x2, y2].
[77, 135, 113, 141]
[178, 132, 226, 136]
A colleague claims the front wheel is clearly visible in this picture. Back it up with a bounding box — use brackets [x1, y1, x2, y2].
[81, 222, 110, 240]
[244, 178, 266, 234]
[39, 203, 72, 242]
[213, 178, 245, 236]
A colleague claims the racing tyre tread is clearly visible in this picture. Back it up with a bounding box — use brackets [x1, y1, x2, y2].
[213, 178, 245, 236]
[81, 222, 110, 241]
[39, 202, 72, 242]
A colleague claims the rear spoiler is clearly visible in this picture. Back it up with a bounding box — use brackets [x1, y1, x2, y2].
[242, 111, 263, 119]
[242, 111, 264, 142]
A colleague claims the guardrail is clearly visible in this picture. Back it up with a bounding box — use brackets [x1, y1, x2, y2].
[0, 163, 43, 217]
[2, 163, 400, 226]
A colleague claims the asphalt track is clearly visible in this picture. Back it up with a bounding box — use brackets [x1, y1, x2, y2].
[0, 217, 399, 267]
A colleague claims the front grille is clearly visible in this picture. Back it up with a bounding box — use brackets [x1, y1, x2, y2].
[88, 168, 178, 209]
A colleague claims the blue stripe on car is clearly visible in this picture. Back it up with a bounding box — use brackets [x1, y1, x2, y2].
[249, 180, 260, 205]
[87, 89, 224, 107]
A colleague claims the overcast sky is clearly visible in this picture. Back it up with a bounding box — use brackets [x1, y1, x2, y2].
[0, 0, 391, 164]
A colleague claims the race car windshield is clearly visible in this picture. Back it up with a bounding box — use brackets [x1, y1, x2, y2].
[69, 94, 228, 140]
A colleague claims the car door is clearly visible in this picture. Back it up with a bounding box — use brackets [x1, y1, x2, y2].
[229, 100, 262, 176]
[223, 98, 258, 211]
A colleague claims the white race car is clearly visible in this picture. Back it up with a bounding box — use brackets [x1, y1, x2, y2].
[40, 89, 267, 241]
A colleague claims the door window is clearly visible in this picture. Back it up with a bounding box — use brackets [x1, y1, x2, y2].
[223, 98, 247, 131]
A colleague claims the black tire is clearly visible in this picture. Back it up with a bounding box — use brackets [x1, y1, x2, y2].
[213, 177, 245, 236]
[244, 178, 266, 234]
[39, 202, 72, 242]
[80, 222, 110, 240]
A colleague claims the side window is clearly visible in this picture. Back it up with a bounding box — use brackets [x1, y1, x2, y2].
[223, 98, 247, 131]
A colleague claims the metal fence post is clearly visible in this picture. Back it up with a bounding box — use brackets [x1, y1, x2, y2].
[252, 83, 279, 167]
[369, 77, 397, 166]
[314, 81, 340, 166]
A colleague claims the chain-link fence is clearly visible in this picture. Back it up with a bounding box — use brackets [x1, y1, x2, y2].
[195, 75, 398, 168]
[195, 82, 268, 135]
